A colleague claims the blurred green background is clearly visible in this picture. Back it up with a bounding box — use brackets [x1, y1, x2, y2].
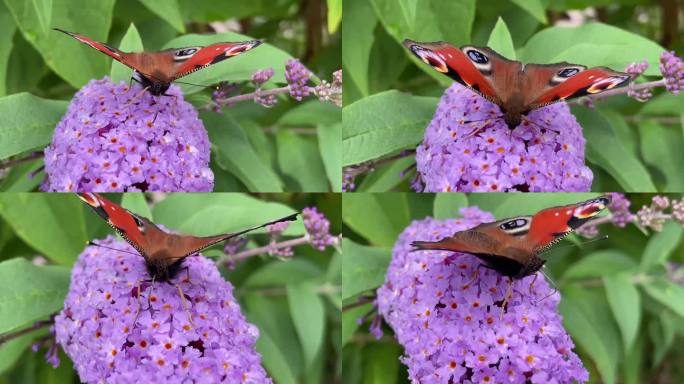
[0, 192, 341, 384]
[342, 0, 684, 192]
[342, 192, 684, 384]
[0, 0, 342, 192]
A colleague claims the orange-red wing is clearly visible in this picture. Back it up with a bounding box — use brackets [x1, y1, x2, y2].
[54, 28, 141, 72]
[170, 40, 262, 81]
[527, 196, 611, 250]
[77, 193, 147, 254]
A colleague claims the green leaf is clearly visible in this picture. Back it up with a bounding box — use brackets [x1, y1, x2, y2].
[640, 221, 682, 270]
[639, 120, 684, 191]
[0, 159, 44, 192]
[110, 23, 143, 83]
[520, 23, 665, 76]
[562, 250, 637, 280]
[120, 193, 152, 219]
[0, 3, 17, 97]
[0, 258, 70, 333]
[641, 278, 684, 318]
[356, 156, 413, 192]
[342, 91, 437, 166]
[0, 93, 67, 160]
[6, 0, 114, 87]
[433, 193, 468, 219]
[486, 17, 515, 60]
[152, 193, 302, 237]
[244, 259, 323, 288]
[560, 285, 620, 384]
[648, 312, 675, 367]
[318, 123, 342, 192]
[202, 111, 283, 192]
[276, 130, 329, 192]
[342, 193, 410, 247]
[371, 0, 475, 82]
[163, 32, 295, 95]
[342, 0, 376, 97]
[361, 342, 401, 384]
[244, 293, 303, 383]
[342, 303, 370, 346]
[278, 101, 341, 127]
[342, 239, 391, 300]
[254, 326, 297, 384]
[510, 0, 547, 24]
[31, 0, 52, 34]
[572, 107, 656, 192]
[327, 0, 342, 33]
[603, 273, 640, 351]
[0, 329, 35, 374]
[287, 283, 326, 370]
[137, 0, 185, 32]
[0, 194, 88, 265]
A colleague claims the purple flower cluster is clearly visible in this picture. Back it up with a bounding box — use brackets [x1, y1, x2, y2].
[55, 236, 271, 383]
[42, 78, 213, 192]
[285, 59, 311, 101]
[251, 68, 274, 86]
[302, 207, 335, 250]
[413, 83, 592, 192]
[376, 207, 588, 384]
[625, 61, 652, 101]
[660, 51, 684, 95]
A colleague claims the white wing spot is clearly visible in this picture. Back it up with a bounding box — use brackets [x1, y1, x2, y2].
[566, 210, 571, 215]
[554, 212, 559, 216]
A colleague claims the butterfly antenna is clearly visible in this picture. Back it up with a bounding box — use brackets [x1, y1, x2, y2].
[462, 115, 502, 125]
[87, 241, 140, 257]
[520, 115, 560, 135]
[540, 235, 609, 255]
[173, 80, 214, 89]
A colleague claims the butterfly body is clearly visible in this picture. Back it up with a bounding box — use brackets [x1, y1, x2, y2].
[78, 193, 298, 282]
[403, 40, 634, 130]
[411, 196, 610, 279]
[55, 28, 262, 96]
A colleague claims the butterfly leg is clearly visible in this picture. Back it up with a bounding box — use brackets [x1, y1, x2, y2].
[124, 86, 150, 106]
[461, 119, 493, 141]
[175, 283, 194, 327]
[499, 277, 514, 320]
[520, 116, 560, 135]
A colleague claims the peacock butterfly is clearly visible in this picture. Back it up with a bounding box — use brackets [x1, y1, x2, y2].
[78, 192, 298, 282]
[411, 196, 611, 279]
[55, 28, 262, 96]
[403, 40, 634, 131]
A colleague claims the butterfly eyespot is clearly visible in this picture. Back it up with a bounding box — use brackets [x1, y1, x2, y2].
[174, 48, 199, 61]
[466, 49, 488, 64]
[557, 68, 580, 78]
[499, 217, 529, 234]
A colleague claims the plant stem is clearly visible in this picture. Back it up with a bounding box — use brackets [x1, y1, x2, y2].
[344, 149, 416, 178]
[342, 295, 376, 312]
[0, 151, 44, 170]
[0, 319, 54, 346]
[221, 235, 311, 264]
[590, 79, 666, 99]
